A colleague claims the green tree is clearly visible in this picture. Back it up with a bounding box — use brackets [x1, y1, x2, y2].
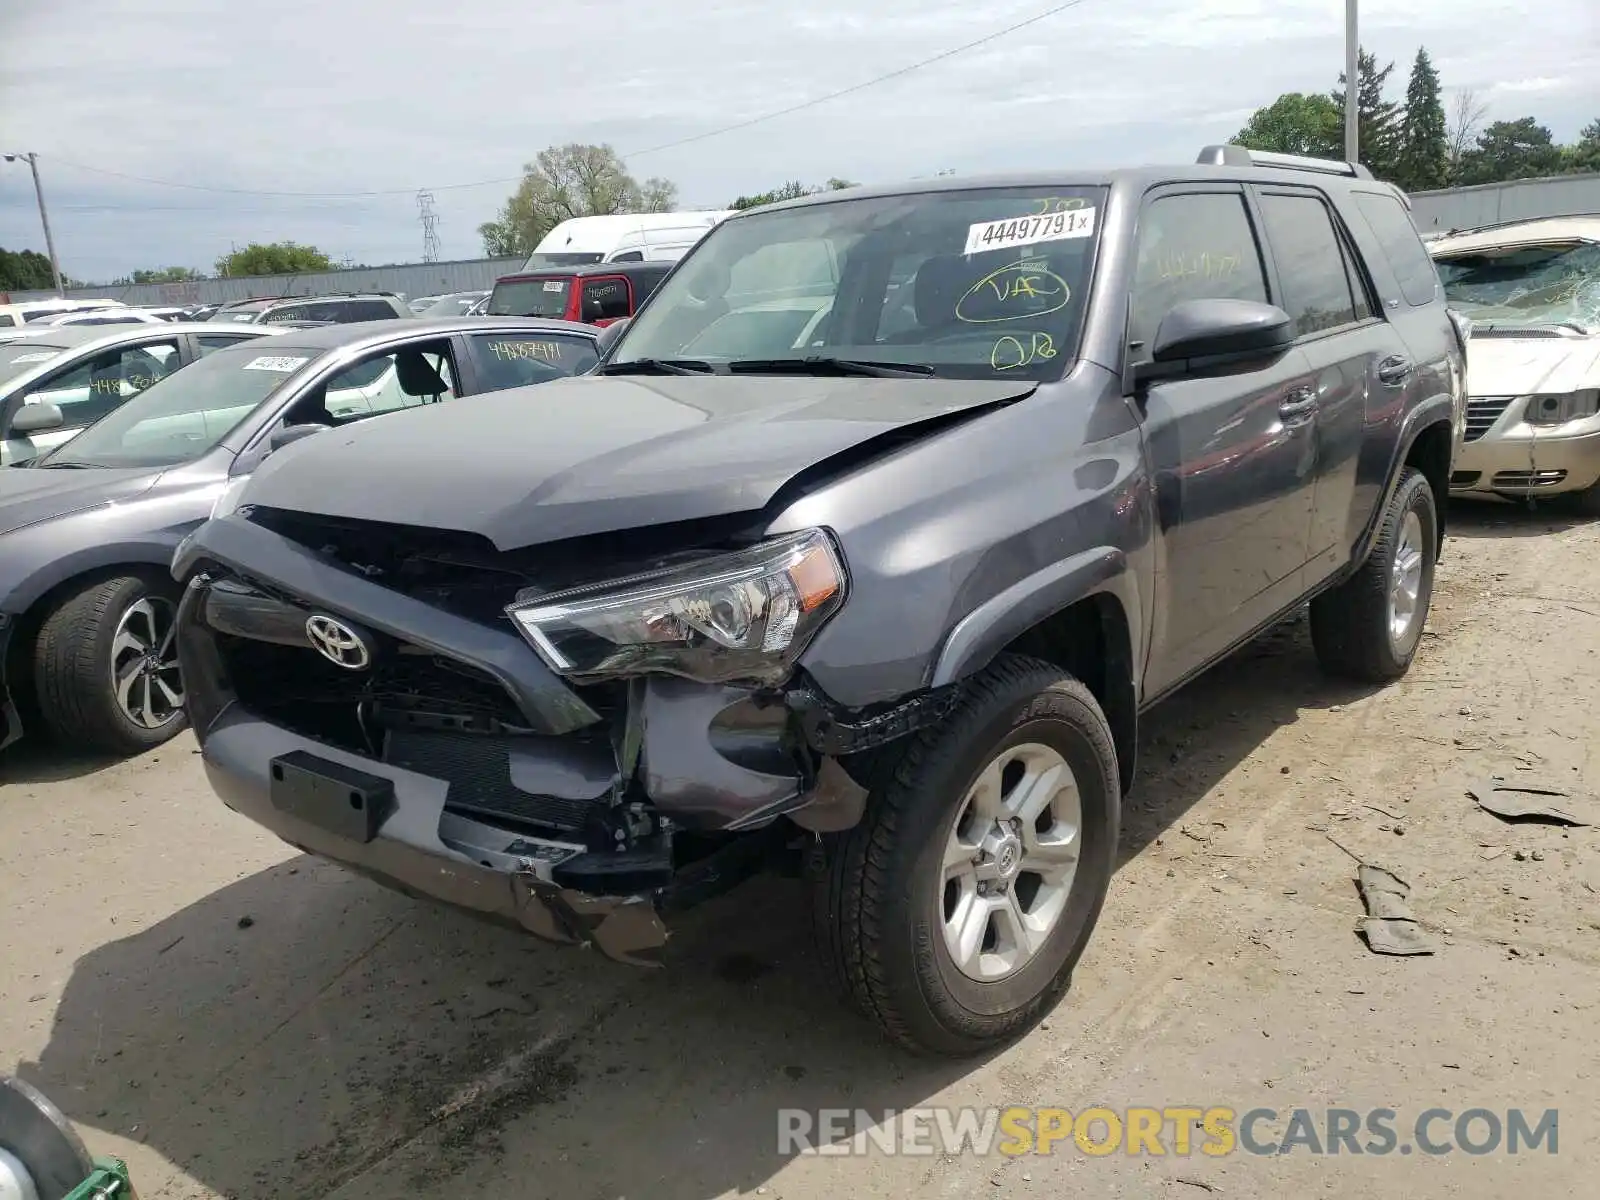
[128, 266, 204, 284]
[1394, 48, 1448, 192]
[1562, 118, 1600, 174]
[1331, 49, 1401, 178]
[477, 143, 679, 257]
[0, 246, 56, 291]
[728, 177, 858, 210]
[215, 241, 333, 277]
[1233, 93, 1343, 158]
[1458, 117, 1564, 185]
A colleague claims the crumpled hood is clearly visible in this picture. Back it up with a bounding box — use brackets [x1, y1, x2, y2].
[0, 465, 159, 537]
[1466, 334, 1600, 397]
[242, 374, 1034, 548]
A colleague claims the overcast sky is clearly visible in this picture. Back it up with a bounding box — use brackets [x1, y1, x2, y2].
[1, 0, 1594, 281]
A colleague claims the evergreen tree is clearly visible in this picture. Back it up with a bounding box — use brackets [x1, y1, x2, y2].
[1331, 49, 1401, 179]
[1394, 48, 1448, 192]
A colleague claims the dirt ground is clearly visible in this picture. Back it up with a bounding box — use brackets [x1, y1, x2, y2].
[3, 503, 1598, 1199]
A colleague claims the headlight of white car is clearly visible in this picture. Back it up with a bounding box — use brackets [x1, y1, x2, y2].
[1524, 389, 1600, 425]
[505, 529, 847, 686]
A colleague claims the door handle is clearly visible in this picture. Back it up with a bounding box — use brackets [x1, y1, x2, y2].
[1279, 388, 1316, 421]
[1377, 355, 1413, 386]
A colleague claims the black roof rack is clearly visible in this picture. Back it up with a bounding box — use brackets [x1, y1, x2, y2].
[1196, 144, 1375, 181]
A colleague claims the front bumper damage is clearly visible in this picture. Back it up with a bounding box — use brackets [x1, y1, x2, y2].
[1450, 403, 1600, 498]
[174, 513, 945, 964]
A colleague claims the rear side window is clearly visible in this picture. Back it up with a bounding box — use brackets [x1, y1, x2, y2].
[1128, 191, 1269, 357]
[1352, 192, 1439, 307]
[467, 333, 598, 389]
[580, 278, 632, 323]
[196, 333, 261, 357]
[1257, 193, 1358, 336]
[0, 315, 13, 327]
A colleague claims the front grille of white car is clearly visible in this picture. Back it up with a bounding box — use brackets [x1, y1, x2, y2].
[1491, 469, 1567, 489]
[1465, 396, 1514, 442]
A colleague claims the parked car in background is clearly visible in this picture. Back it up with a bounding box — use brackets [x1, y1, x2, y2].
[407, 295, 443, 313]
[183, 302, 225, 322]
[173, 146, 1461, 1055]
[33, 308, 170, 327]
[486, 260, 671, 326]
[522, 211, 733, 268]
[1429, 215, 1600, 509]
[2, 323, 277, 466]
[0, 298, 125, 328]
[0, 316, 601, 757]
[208, 293, 412, 325]
[418, 290, 490, 318]
[135, 306, 191, 322]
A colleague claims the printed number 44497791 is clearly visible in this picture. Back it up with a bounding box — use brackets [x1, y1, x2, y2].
[964, 208, 1096, 256]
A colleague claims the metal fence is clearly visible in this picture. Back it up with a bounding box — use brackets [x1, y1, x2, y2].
[1410, 172, 1600, 232]
[3, 256, 526, 306]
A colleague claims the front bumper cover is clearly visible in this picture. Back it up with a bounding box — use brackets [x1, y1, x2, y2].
[1451, 411, 1600, 497]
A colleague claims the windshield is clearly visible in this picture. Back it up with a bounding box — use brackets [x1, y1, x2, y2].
[1435, 241, 1600, 331]
[39, 344, 318, 469]
[522, 252, 603, 269]
[610, 186, 1105, 380]
[488, 278, 572, 317]
[1, 343, 69, 387]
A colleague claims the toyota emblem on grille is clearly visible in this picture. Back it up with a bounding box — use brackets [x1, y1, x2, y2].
[305, 614, 371, 670]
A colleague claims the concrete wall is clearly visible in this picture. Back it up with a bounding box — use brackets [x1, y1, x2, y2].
[3, 256, 525, 306]
[1410, 173, 1600, 232]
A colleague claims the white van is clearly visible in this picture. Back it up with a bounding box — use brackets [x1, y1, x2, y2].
[521, 211, 734, 269]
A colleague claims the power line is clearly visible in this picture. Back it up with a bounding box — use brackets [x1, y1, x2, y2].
[40, 0, 1091, 200]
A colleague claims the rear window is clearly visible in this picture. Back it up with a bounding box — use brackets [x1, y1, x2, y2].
[488, 278, 572, 318]
[263, 299, 397, 324]
[1352, 192, 1440, 307]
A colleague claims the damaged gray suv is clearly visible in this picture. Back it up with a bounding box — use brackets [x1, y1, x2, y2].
[174, 145, 1462, 1055]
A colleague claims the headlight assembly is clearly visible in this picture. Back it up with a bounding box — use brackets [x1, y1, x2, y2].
[506, 529, 847, 685]
[1524, 389, 1600, 426]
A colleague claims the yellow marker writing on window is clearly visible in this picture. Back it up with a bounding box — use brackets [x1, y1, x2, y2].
[958, 264, 1071, 324]
[991, 331, 1059, 371]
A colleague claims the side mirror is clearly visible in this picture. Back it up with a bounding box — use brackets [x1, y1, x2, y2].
[594, 318, 629, 358]
[268, 422, 328, 453]
[11, 400, 64, 435]
[1148, 299, 1294, 367]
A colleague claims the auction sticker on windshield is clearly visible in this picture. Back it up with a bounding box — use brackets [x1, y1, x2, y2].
[8, 351, 58, 364]
[964, 208, 1097, 256]
[242, 355, 310, 373]
[543, 281, 564, 292]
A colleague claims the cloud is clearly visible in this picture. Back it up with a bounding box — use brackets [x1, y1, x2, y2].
[0, 0, 1593, 281]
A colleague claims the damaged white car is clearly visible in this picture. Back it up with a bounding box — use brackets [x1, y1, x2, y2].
[1431, 215, 1600, 509]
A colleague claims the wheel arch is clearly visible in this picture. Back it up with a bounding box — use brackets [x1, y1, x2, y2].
[1355, 399, 1454, 567]
[928, 548, 1141, 796]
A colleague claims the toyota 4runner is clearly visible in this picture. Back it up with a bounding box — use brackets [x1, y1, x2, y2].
[173, 146, 1463, 1056]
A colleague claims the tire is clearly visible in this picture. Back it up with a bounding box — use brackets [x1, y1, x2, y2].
[809, 654, 1120, 1056]
[32, 573, 188, 756]
[1564, 480, 1600, 517]
[1310, 466, 1438, 682]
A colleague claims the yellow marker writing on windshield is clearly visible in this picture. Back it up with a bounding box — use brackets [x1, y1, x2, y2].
[958, 264, 1071, 324]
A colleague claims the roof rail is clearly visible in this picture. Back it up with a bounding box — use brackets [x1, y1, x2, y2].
[1196, 144, 1374, 180]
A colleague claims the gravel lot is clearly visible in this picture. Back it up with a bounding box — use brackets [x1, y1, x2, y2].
[3, 504, 1597, 1199]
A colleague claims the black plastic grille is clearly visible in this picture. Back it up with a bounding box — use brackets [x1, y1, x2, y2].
[384, 728, 605, 833]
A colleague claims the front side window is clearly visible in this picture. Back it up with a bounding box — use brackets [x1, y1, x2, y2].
[1353, 191, 1440, 307]
[307, 342, 458, 422]
[1257, 192, 1359, 337]
[25, 340, 181, 428]
[467, 333, 598, 390]
[35, 342, 320, 468]
[1128, 192, 1269, 358]
[1434, 241, 1600, 332]
[610, 186, 1106, 380]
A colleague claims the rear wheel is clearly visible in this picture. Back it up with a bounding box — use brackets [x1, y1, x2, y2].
[810, 655, 1120, 1056]
[1310, 466, 1437, 682]
[33, 574, 188, 756]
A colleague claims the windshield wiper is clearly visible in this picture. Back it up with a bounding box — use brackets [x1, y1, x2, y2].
[728, 356, 935, 379]
[597, 357, 717, 376]
[33, 460, 97, 469]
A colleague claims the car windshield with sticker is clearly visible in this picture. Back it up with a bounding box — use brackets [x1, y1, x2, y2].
[35, 343, 320, 469]
[608, 186, 1106, 381]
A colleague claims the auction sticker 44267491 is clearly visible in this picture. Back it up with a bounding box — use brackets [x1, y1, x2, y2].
[964, 208, 1096, 256]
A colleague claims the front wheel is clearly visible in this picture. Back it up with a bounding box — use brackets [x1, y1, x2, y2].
[32, 574, 188, 756]
[1310, 466, 1438, 682]
[810, 655, 1120, 1056]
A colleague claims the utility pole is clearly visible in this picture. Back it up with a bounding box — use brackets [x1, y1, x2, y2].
[1344, 0, 1360, 164]
[3, 152, 65, 295]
